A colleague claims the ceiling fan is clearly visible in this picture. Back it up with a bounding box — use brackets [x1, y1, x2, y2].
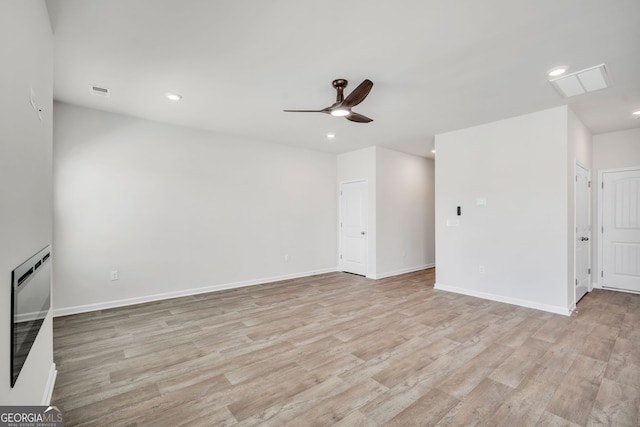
[284, 79, 374, 123]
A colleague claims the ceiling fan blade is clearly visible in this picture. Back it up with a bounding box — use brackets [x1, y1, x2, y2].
[342, 79, 373, 109]
[345, 112, 373, 123]
[283, 109, 328, 113]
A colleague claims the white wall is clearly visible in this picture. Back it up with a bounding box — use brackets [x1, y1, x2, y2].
[592, 128, 640, 171]
[0, 0, 54, 405]
[337, 146, 435, 278]
[376, 147, 435, 277]
[591, 128, 640, 286]
[569, 109, 592, 168]
[53, 103, 337, 314]
[567, 108, 592, 306]
[337, 147, 377, 276]
[435, 106, 572, 314]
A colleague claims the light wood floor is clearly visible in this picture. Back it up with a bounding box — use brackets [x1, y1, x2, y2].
[52, 269, 640, 426]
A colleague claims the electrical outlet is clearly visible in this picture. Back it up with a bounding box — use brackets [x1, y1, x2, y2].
[479, 265, 485, 274]
[110, 270, 119, 281]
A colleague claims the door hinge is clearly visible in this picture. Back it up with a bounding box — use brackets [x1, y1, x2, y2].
[601, 226, 604, 233]
[575, 279, 578, 286]
[340, 254, 342, 259]
[601, 271, 604, 278]
[602, 182, 604, 189]
[588, 268, 591, 274]
[588, 181, 591, 188]
[340, 191, 343, 196]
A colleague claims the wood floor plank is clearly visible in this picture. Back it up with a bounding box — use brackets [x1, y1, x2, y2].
[237, 376, 352, 426]
[279, 379, 387, 427]
[487, 363, 563, 426]
[62, 383, 161, 426]
[495, 316, 546, 348]
[488, 337, 551, 388]
[372, 337, 458, 389]
[586, 377, 640, 427]
[51, 268, 640, 426]
[434, 378, 514, 426]
[536, 410, 583, 426]
[488, 363, 567, 425]
[358, 385, 428, 425]
[579, 324, 618, 362]
[537, 325, 590, 373]
[331, 410, 376, 427]
[436, 343, 514, 400]
[546, 355, 607, 426]
[603, 335, 640, 412]
[383, 387, 459, 427]
[226, 363, 318, 422]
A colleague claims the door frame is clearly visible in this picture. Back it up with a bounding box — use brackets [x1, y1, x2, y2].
[338, 179, 369, 276]
[597, 166, 640, 291]
[574, 161, 591, 307]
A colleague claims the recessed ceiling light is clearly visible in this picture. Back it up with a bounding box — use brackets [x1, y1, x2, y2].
[165, 93, 182, 101]
[326, 133, 336, 139]
[632, 110, 640, 117]
[548, 67, 568, 77]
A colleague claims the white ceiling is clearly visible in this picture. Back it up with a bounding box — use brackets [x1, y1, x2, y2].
[46, 0, 640, 157]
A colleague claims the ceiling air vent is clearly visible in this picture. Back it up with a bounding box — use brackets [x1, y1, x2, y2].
[549, 64, 610, 98]
[89, 85, 111, 97]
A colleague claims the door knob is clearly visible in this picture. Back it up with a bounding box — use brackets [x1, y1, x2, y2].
[581, 237, 589, 241]
[361, 231, 366, 235]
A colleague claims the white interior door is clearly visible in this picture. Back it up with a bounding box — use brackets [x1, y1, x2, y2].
[575, 163, 591, 303]
[602, 169, 640, 293]
[340, 180, 368, 276]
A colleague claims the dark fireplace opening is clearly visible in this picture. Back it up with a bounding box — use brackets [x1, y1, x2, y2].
[11, 245, 51, 388]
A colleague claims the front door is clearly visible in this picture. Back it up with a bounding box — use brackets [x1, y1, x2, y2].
[575, 163, 591, 303]
[602, 169, 640, 293]
[339, 180, 368, 276]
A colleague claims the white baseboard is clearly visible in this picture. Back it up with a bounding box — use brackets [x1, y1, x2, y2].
[53, 268, 337, 317]
[368, 263, 435, 280]
[434, 283, 572, 316]
[42, 363, 57, 405]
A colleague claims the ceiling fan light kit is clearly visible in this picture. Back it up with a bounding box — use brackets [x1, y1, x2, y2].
[284, 78, 374, 123]
[330, 109, 350, 117]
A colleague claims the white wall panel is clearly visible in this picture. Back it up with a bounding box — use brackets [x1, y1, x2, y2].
[435, 106, 571, 314]
[53, 103, 337, 313]
[376, 147, 435, 277]
[0, 0, 54, 405]
[592, 128, 640, 283]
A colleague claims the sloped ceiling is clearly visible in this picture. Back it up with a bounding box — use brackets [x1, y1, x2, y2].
[47, 0, 640, 157]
